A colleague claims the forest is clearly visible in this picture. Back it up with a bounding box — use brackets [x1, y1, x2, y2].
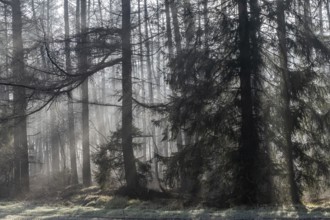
[0, 0, 329, 218]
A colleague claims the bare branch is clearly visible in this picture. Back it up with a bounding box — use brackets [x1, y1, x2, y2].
[72, 98, 122, 108]
[132, 97, 169, 112]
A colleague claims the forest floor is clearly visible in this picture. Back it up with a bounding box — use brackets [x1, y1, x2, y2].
[0, 185, 330, 219]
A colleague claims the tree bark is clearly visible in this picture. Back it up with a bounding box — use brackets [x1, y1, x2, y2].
[138, 0, 148, 161]
[51, 109, 60, 174]
[183, 0, 195, 48]
[234, 0, 259, 205]
[122, 0, 139, 191]
[12, 0, 29, 194]
[319, 0, 323, 35]
[65, 0, 79, 185]
[203, 0, 209, 51]
[80, 0, 92, 186]
[98, 0, 104, 26]
[277, 0, 301, 204]
[165, 0, 174, 58]
[143, 0, 159, 180]
[144, 0, 154, 105]
[169, 0, 183, 149]
[249, 0, 273, 204]
[326, 0, 330, 31]
[3, 4, 9, 101]
[76, 0, 80, 32]
[303, 0, 312, 61]
[170, 0, 182, 53]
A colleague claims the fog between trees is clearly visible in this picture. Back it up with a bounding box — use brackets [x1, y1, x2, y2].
[0, 0, 329, 208]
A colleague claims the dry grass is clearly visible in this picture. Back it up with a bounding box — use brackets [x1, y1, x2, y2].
[1, 186, 330, 219]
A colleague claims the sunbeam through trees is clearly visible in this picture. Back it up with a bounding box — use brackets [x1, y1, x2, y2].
[0, 0, 329, 215]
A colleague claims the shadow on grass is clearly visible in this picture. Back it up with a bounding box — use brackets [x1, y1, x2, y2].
[1, 199, 330, 220]
[0, 200, 188, 220]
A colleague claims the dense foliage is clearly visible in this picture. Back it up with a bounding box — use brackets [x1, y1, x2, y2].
[93, 127, 152, 189]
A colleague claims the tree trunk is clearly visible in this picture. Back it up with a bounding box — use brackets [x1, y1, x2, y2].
[12, 0, 29, 194]
[65, 0, 79, 185]
[249, 0, 273, 204]
[138, 0, 148, 161]
[169, 0, 183, 149]
[144, 0, 154, 105]
[319, 0, 323, 35]
[80, 0, 92, 186]
[326, 0, 330, 31]
[183, 0, 195, 48]
[155, 0, 162, 101]
[51, 109, 60, 174]
[3, 4, 9, 100]
[164, 0, 173, 161]
[303, 0, 312, 61]
[144, 0, 159, 181]
[234, 0, 259, 205]
[203, 0, 209, 51]
[98, 0, 104, 26]
[122, 0, 139, 191]
[165, 0, 174, 58]
[76, 0, 80, 32]
[170, 0, 182, 53]
[277, 0, 301, 204]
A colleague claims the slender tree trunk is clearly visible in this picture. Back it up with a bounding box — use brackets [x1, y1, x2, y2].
[276, 0, 300, 204]
[101, 72, 107, 133]
[59, 132, 66, 172]
[182, 0, 195, 148]
[65, 0, 79, 185]
[156, 0, 161, 102]
[326, 0, 330, 31]
[144, 0, 154, 105]
[87, 0, 91, 27]
[98, 0, 104, 26]
[144, 0, 158, 178]
[263, 103, 276, 203]
[109, 0, 113, 24]
[165, 0, 174, 57]
[234, 0, 259, 205]
[76, 0, 81, 32]
[46, 0, 51, 67]
[44, 110, 51, 180]
[12, 0, 29, 195]
[249, 0, 273, 204]
[303, 0, 312, 61]
[203, 0, 209, 51]
[169, 0, 183, 149]
[51, 109, 60, 174]
[4, 4, 9, 100]
[122, 0, 139, 191]
[138, 0, 148, 162]
[183, 0, 195, 48]
[319, 1, 324, 35]
[45, 142, 50, 177]
[169, 0, 187, 193]
[80, 0, 92, 186]
[44, 0, 60, 176]
[164, 0, 173, 162]
[170, 0, 182, 53]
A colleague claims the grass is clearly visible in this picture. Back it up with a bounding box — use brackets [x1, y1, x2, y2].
[0, 186, 330, 219]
